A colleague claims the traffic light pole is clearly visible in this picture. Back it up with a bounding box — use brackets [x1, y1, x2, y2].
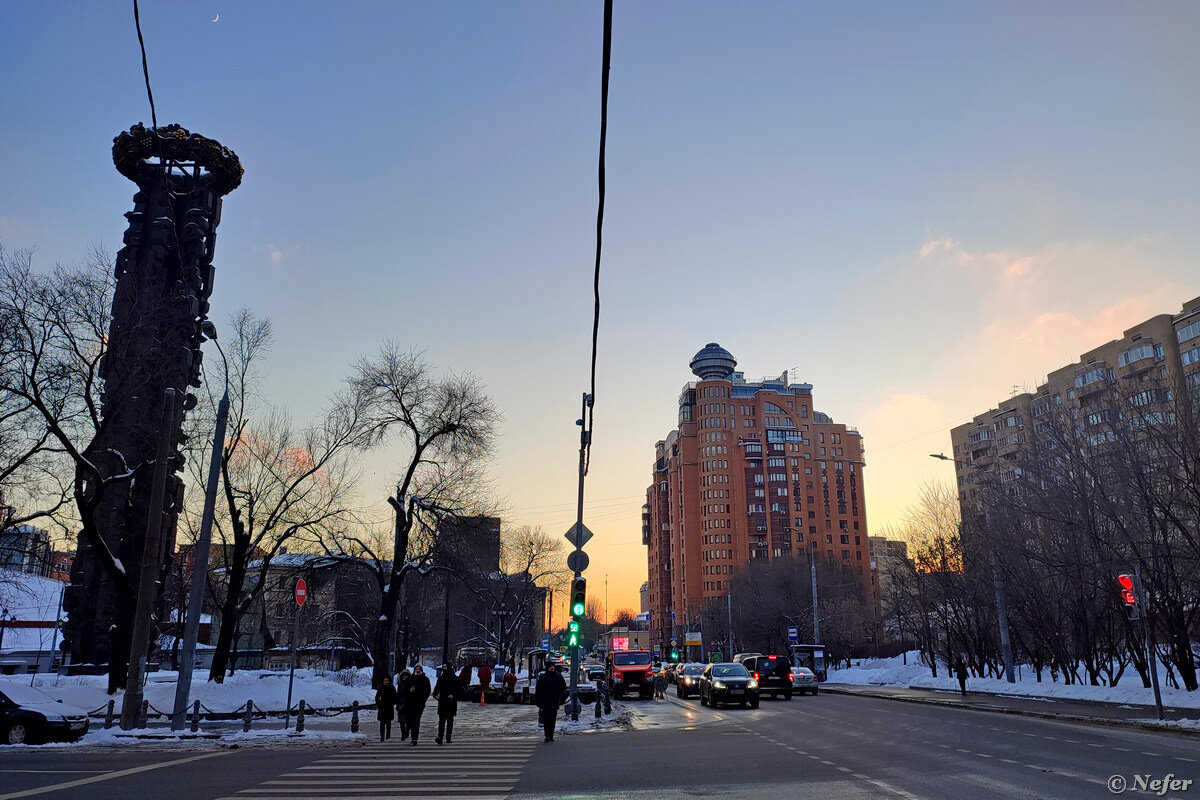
[1134, 565, 1164, 721]
[568, 392, 591, 720]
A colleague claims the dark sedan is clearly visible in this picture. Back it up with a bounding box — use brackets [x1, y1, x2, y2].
[699, 662, 759, 709]
[0, 682, 89, 745]
[675, 663, 706, 698]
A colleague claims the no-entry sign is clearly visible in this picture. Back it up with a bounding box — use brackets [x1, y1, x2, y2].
[294, 579, 307, 606]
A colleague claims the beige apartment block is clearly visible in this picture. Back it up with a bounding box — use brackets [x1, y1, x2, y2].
[951, 295, 1200, 513]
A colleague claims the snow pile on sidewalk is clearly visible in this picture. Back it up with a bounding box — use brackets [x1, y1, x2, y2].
[27, 668, 379, 715]
[828, 652, 1200, 710]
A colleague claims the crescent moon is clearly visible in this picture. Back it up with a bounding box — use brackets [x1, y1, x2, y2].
[212, 13, 219, 22]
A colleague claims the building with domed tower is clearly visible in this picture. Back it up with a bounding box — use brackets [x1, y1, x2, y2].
[643, 344, 874, 655]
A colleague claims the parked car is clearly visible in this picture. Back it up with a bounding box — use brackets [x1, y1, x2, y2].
[699, 662, 759, 709]
[0, 682, 89, 745]
[739, 654, 794, 700]
[792, 666, 819, 695]
[675, 663, 706, 698]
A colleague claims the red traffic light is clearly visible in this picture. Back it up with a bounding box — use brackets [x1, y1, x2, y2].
[1117, 574, 1137, 606]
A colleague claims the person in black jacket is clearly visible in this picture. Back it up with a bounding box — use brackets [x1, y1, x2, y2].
[404, 664, 432, 745]
[433, 662, 461, 745]
[374, 676, 398, 741]
[955, 657, 969, 696]
[395, 669, 412, 740]
[534, 662, 567, 742]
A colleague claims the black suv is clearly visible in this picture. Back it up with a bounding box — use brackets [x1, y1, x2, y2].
[739, 654, 793, 700]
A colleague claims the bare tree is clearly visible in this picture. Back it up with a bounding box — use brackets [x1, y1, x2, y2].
[186, 310, 374, 681]
[343, 344, 500, 687]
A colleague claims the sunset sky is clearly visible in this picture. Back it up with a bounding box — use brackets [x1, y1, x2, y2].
[3, 2, 1199, 620]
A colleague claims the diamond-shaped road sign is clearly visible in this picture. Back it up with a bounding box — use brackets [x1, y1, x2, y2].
[564, 522, 594, 549]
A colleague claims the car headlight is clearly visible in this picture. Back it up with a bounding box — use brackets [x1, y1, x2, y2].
[713, 680, 726, 690]
[747, 680, 758, 689]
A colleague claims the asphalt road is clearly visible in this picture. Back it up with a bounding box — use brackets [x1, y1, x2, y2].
[1, 692, 1196, 800]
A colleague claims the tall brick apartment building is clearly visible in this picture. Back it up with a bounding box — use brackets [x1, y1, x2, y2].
[643, 344, 873, 651]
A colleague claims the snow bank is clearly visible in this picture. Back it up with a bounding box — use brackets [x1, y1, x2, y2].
[828, 652, 1200, 710]
[29, 668, 377, 715]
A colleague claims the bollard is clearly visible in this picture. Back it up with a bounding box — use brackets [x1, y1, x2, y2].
[105, 699, 115, 729]
[521, 687, 529, 704]
[191, 699, 201, 733]
[570, 695, 580, 722]
[594, 697, 602, 719]
[350, 701, 359, 733]
[139, 699, 149, 727]
[296, 700, 306, 733]
[243, 699, 254, 732]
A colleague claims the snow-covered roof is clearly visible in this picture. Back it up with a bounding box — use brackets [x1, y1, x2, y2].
[0, 570, 65, 623]
[0, 570, 66, 655]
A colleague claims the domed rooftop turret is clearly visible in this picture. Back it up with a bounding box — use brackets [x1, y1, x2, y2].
[690, 343, 737, 380]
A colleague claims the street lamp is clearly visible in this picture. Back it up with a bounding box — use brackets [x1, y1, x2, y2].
[927, 453, 1015, 683]
[171, 321, 232, 729]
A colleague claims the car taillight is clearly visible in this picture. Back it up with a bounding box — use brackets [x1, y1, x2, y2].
[788, 673, 794, 681]
[753, 671, 759, 681]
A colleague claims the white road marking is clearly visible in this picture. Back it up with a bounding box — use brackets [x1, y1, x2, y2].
[0, 751, 230, 800]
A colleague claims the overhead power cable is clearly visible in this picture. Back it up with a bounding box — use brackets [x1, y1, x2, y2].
[583, 0, 613, 476]
[132, 0, 158, 131]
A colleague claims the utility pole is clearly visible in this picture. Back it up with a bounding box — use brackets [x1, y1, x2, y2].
[727, 593, 734, 660]
[121, 389, 177, 730]
[172, 326, 230, 729]
[810, 542, 820, 645]
[567, 392, 593, 720]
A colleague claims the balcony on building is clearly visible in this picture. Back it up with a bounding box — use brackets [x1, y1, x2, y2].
[1118, 342, 1161, 377]
[997, 432, 1021, 458]
[1074, 364, 1110, 398]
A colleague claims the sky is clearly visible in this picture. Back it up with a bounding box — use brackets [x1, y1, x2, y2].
[2, 1, 1199, 621]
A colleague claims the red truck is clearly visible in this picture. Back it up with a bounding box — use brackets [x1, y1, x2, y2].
[606, 650, 654, 699]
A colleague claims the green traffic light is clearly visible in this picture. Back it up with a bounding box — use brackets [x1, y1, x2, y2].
[571, 601, 585, 617]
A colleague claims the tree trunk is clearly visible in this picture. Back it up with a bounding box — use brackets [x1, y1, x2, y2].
[208, 541, 249, 682]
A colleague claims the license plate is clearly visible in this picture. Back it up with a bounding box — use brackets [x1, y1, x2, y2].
[626, 682, 639, 687]
[731, 688, 744, 694]
[69, 722, 85, 730]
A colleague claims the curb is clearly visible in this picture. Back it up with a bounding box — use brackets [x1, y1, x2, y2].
[820, 686, 1200, 739]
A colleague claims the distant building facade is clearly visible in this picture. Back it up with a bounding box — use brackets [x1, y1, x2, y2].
[644, 344, 873, 654]
[951, 295, 1200, 515]
[0, 525, 51, 577]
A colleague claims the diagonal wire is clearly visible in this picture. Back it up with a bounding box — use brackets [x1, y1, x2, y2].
[584, 0, 613, 476]
[133, 0, 158, 131]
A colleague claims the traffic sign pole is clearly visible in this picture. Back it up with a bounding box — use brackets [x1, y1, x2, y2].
[285, 579, 307, 730]
[567, 392, 593, 721]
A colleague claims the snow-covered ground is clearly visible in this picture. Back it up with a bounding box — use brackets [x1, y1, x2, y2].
[828, 652, 1200, 710]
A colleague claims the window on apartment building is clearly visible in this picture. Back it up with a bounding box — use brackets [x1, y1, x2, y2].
[809, 526, 817, 533]
[825, 534, 833, 543]
[808, 511, 815, 518]
[839, 520, 848, 531]
[842, 549, 851, 559]
[840, 534, 849, 544]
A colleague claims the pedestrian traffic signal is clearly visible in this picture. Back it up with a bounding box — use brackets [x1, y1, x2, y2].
[567, 619, 580, 647]
[570, 577, 586, 618]
[670, 650, 679, 661]
[1117, 574, 1139, 619]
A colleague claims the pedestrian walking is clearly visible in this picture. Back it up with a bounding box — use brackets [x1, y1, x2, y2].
[433, 661, 461, 745]
[404, 664, 432, 745]
[396, 668, 412, 740]
[375, 676, 397, 741]
[955, 656, 968, 696]
[534, 662, 567, 743]
[653, 669, 668, 701]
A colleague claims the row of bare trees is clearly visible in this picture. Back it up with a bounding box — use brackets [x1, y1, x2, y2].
[1, 244, 549, 690]
[882, 366, 1199, 691]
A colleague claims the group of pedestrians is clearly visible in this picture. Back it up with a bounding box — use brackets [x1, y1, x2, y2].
[374, 663, 462, 745]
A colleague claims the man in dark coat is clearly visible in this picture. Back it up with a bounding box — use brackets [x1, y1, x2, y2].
[534, 662, 568, 742]
[955, 656, 969, 696]
[433, 662, 461, 745]
[395, 669, 412, 740]
[403, 664, 432, 745]
[374, 676, 398, 741]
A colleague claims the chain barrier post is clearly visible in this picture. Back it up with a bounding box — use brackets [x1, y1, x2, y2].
[243, 699, 253, 732]
[296, 700, 306, 733]
[351, 701, 359, 733]
[191, 699, 200, 733]
[105, 699, 115, 729]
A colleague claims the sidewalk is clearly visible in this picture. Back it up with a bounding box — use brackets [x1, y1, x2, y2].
[822, 683, 1200, 734]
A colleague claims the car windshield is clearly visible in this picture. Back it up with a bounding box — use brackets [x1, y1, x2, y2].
[0, 681, 57, 706]
[795, 667, 814, 676]
[713, 664, 750, 678]
[682, 665, 705, 676]
[614, 653, 651, 666]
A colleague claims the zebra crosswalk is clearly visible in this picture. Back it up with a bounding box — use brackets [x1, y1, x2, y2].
[219, 737, 539, 800]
